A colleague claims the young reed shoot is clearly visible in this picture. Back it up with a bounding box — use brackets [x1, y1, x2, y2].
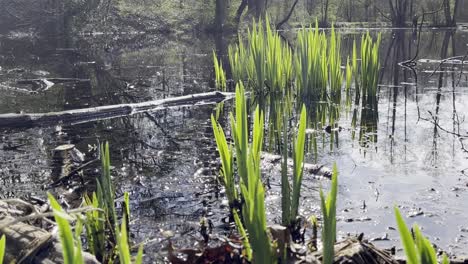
[211, 82, 275, 262]
[320, 164, 338, 264]
[237, 103, 273, 264]
[99, 142, 117, 232]
[211, 114, 237, 208]
[116, 217, 144, 264]
[48, 193, 84, 264]
[290, 105, 307, 224]
[0, 235, 5, 264]
[83, 192, 106, 262]
[394, 207, 450, 264]
[213, 51, 227, 91]
[359, 33, 381, 100]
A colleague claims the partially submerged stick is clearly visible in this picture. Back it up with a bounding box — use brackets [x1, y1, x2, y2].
[0, 91, 234, 128]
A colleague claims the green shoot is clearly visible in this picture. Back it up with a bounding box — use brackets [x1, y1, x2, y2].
[281, 108, 290, 226]
[83, 192, 106, 262]
[100, 142, 117, 233]
[213, 51, 227, 91]
[233, 210, 252, 260]
[116, 217, 144, 264]
[0, 235, 5, 264]
[290, 105, 307, 223]
[48, 193, 83, 264]
[211, 115, 237, 208]
[230, 82, 250, 188]
[394, 207, 446, 264]
[319, 164, 338, 264]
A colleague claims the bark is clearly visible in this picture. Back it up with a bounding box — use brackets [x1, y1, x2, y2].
[0, 91, 233, 128]
[388, 0, 408, 27]
[214, 0, 227, 32]
[444, 0, 459, 26]
[321, 0, 330, 26]
[235, 0, 248, 24]
[247, 0, 266, 18]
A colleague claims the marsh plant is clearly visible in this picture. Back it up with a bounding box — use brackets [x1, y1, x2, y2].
[0, 235, 4, 264]
[46, 142, 143, 264]
[228, 17, 293, 94]
[394, 207, 450, 264]
[351, 33, 381, 146]
[281, 105, 307, 228]
[319, 165, 338, 264]
[212, 82, 274, 263]
[216, 18, 381, 157]
[48, 193, 85, 264]
[212, 83, 332, 262]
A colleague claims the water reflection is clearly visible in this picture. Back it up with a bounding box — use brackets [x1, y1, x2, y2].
[0, 27, 468, 257]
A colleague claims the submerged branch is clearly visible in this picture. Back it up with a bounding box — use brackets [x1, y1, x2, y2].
[0, 91, 234, 128]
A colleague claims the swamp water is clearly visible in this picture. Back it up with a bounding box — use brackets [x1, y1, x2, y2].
[0, 27, 468, 259]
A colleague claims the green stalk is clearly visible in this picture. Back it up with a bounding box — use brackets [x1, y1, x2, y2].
[0, 235, 5, 264]
[211, 115, 236, 207]
[281, 108, 291, 226]
[48, 193, 81, 264]
[291, 105, 307, 221]
[394, 206, 446, 264]
[230, 82, 250, 188]
[320, 164, 338, 264]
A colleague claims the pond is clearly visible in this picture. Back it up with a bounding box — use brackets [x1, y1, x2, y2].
[0, 24, 467, 260]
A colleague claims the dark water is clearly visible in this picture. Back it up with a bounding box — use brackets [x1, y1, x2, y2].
[1, 26, 468, 259]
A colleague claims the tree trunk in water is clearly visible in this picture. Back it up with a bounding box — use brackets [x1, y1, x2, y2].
[320, 0, 329, 26]
[214, 0, 227, 32]
[444, 0, 459, 26]
[389, 0, 408, 27]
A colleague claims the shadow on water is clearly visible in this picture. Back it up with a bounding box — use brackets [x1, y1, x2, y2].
[1, 18, 468, 259]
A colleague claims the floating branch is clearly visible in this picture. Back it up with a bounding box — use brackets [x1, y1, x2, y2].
[0, 91, 234, 128]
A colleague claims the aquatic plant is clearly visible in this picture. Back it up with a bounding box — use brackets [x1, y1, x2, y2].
[290, 105, 307, 225]
[83, 192, 106, 262]
[394, 207, 450, 264]
[281, 110, 291, 227]
[82, 142, 119, 262]
[225, 17, 293, 93]
[48, 193, 84, 264]
[116, 217, 144, 264]
[47, 142, 143, 264]
[0, 234, 5, 264]
[230, 83, 273, 262]
[350, 33, 381, 146]
[213, 51, 226, 92]
[99, 142, 117, 231]
[359, 33, 381, 101]
[228, 37, 246, 85]
[211, 83, 274, 262]
[211, 115, 236, 208]
[320, 164, 338, 264]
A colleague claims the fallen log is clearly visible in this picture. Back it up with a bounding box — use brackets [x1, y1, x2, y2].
[0, 91, 234, 128]
[0, 199, 100, 263]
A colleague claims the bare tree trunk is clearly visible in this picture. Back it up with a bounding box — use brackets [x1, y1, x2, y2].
[320, 0, 329, 26]
[214, 0, 227, 32]
[247, 0, 266, 17]
[235, 0, 248, 24]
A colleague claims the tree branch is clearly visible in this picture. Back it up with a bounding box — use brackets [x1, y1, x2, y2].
[276, 0, 299, 29]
